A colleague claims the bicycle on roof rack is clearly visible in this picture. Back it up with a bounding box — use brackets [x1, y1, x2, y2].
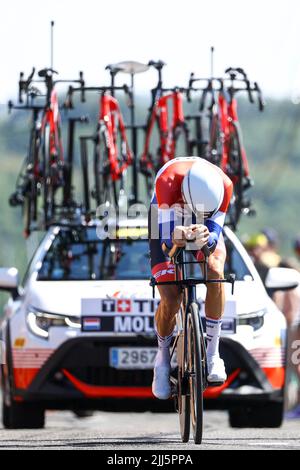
[105, 60, 150, 204]
[8, 67, 85, 236]
[65, 81, 133, 213]
[187, 66, 265, 229]
[140, 60, 191, 197]
[150, 244, 235, 444]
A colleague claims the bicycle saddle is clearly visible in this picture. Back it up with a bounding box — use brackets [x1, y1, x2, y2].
[38, 68, 58, 78]
[106, 61, 149, 75]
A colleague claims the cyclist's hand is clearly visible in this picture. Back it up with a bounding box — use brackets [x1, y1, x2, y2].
[172, 226, 187, 247]
[185, 224, 209, 248]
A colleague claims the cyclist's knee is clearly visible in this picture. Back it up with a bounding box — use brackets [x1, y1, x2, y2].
[160, 296, 182, 313]
[208, 257, 224, 279]
[158, 286, 182, 313]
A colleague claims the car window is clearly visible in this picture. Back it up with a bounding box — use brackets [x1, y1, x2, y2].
[36, 228, 251, 281]
[37, 228, 151, 281]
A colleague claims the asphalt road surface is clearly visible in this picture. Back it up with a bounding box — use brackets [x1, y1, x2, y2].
[0, 410, 299, 450]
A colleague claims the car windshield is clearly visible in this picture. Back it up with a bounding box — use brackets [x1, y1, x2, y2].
[37, 227, 252, 281]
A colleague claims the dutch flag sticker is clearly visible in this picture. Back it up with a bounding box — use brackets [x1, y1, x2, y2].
[82, 317, 101, 331]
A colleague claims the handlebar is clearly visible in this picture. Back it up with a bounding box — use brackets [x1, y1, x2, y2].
[150, 245, 236, 295]
[187, 72, 264, 111]
[64, 83, 132, 109]
[162, 242, 211, 261]
[225, 67, 248, 80]
[17, 68, 85, 104]
[186, 74, 209, 102]
[160, 86, 189, 94]
[254, 81, 265, 111]
[225, 67, 254, 104]
[18, 67, 35, 103]
[8, 100, 44, 114]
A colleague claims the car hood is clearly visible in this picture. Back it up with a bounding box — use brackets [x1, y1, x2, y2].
[25, 278, 267, 317]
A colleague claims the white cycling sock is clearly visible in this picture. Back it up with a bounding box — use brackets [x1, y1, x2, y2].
[155, 325, 173, 367]
[206, 317, 222, 359]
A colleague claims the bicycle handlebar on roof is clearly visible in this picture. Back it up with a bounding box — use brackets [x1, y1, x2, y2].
[187, 72, 265, 111]
[64, 83, 132, 109]
[18, 68, 85, 105]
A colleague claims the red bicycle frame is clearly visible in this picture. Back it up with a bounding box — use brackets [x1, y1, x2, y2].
[41, 89, 64, 163]
[141, 90, 185, 170]
[99, 93, 133, 181]
[218, 93, 250, 178]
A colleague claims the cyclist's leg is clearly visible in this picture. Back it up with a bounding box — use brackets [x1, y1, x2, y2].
[150, 239, 182, 337]
[148, 198, 182, 335]
[196, 234, 226, 320]
[149, 209, 182, 399]
[196, 234, 227, 382]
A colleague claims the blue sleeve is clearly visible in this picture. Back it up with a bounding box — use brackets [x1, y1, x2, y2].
[159, 219, 174, 249]
[158, 207, 176, 249]
[205, 219, 222, 252]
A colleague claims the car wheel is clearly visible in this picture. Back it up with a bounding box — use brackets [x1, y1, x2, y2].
[2, 399, 45, 429]
[1, 365, 45, 429]
[229, 402, 284, 428]
[73, 410, 94, 419]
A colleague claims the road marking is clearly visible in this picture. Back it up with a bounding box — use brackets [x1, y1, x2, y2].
[248, 442, 300, 448]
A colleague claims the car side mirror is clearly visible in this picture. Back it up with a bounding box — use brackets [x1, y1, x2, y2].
[265, 267, 300, 293]
[0, 267, 19, 298]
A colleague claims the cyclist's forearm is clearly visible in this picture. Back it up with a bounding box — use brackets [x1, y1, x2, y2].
[161, 237, 173, 250]
[205, 218, 223, 254]
[206, 233, 217, 253]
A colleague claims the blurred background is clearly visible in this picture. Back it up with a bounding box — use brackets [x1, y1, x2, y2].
[0, 0, 300, 300]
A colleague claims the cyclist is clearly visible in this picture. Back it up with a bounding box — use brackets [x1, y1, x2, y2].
[148, 156, 233, 399]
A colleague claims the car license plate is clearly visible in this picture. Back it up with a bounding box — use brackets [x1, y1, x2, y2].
[110, 347, 177, 369]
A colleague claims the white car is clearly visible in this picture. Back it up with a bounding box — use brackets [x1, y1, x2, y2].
[0, 221, 298, 428]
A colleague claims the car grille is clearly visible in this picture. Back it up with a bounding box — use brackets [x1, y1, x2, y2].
[71, 366, 153, 387]
[50, 337, 155, 387]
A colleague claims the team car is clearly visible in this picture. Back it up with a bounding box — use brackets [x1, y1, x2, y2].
[0, 219, 298, 428]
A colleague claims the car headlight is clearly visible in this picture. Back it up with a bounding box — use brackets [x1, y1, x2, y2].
[27, 309, 81, 339]
[238, 309, 266, 331]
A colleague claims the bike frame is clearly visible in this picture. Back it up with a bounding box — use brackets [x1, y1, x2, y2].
[141, 89, 185, 170]
[98, 93, 133, 181]
[41, 88, 64, 163]
[151, 247, 235, 361]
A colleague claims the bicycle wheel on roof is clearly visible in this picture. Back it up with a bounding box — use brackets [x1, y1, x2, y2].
[209, 112, 224, 166]
[42, 123, 55, 226]
[93, 123, 118, 209]
[226, 121, 244, 229]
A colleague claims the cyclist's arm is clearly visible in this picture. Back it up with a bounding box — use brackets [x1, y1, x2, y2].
[205, 212, 226, 253]
[158, 206, 176, 250]
[205, 173, 233, 253]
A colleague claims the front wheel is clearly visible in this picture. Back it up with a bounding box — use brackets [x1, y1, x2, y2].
[187, 302, 206, 444]
[176, 332, 190, 443]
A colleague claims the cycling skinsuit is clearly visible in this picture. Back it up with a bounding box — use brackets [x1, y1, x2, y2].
[148, 157, 233, 282]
